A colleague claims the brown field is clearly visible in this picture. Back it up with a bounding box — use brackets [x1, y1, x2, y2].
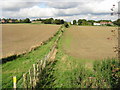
[2, 24, 60, 58]
[63, 26, 118, 60]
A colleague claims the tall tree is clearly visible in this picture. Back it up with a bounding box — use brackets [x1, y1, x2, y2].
[73, 20, 77, 25]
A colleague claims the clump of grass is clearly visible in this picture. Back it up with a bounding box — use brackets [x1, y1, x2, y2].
[93, 59, 120, 88]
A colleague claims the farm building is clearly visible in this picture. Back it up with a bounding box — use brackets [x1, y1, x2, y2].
[93, 23, 101, 26]
[31, 21, 42, 23]
[94, 22, 113, 26]
[100, 22, 113, 25]
[1, 19, 7, 23]
[9, 19, 15, 23]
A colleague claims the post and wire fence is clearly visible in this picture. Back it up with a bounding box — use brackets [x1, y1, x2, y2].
[12, 29, 63, 89]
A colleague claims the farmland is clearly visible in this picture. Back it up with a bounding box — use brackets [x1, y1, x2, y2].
[2, 24, 60, 59]
[62, 26, 118, 60]
[40, 26, 119, 88]
[2, 25, 119, 88]
[2, 24, 63, 88]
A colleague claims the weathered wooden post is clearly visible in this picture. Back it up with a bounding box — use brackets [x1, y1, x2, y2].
[36, 63, 39, 82]
[29, 69, 32, 88]
[13, 76, 17, 90]
[33, 64, 36, 88]
[23, 73, 27, 88]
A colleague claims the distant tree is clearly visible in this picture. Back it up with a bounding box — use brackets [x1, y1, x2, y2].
[15, 19, 19, 23]
[19, 19, 23, 23]
[60, 19, 65, 24]
[53, 19, 61, 24]
[73, 20, 77, 25]
[64, 22, 69, 28]
[44, 19, 51, 24]
[78, 19, 83, 25]
[42, 18, 54, 24]
[78, 19, 87, 25]
[88, 20, 95, 25]
[23, 18, 31, 23]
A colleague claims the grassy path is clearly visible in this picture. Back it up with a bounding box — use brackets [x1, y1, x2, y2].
[40, 32, 93, 88]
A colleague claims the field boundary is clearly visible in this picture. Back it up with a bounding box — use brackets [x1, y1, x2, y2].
[12, 27, 64, 88]
[2, 26, 62, 64]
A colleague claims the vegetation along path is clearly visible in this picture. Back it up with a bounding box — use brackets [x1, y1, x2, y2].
[38, 26, 120, 88]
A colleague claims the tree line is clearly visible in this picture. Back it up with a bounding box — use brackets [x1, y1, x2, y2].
[33, 18, 65, 25]
[72, 19, 112, 25]
[0, 18, 66, 25]
[0, 18, 31, 23]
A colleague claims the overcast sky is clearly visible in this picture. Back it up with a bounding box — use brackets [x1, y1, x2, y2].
[0, 0, 119, 21]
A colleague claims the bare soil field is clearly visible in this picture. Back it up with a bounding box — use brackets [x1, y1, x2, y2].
[62, 26, 118, 60]
[2, 24, 60, 58]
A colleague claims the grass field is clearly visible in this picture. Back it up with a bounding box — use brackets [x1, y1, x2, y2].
[2, 24, 60, 58]
[63, 26, 118, 60]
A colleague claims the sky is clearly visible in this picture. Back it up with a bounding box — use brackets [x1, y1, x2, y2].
[0, 0, 119, 21]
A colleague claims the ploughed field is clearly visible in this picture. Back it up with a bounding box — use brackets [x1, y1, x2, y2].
[63, 26, 118, 60]
[2, 24, 60, 58]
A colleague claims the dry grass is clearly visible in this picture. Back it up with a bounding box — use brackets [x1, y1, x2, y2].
[2, 24, 60, 58]
[63, 26, 118, 60]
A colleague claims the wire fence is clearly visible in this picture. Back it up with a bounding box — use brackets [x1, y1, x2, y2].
[12, 30, 63, 89]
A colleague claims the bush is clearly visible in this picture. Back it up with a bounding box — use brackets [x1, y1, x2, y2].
[64, 22, 69, 28]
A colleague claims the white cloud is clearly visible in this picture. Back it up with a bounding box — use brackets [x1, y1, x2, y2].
[1, 1, 39, 11]
[2, 6, 58, 18]
[1, 0, 119, 21]
[46, 2, 79, 9]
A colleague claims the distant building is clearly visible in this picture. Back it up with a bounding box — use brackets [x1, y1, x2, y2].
[1, 19, 7, 23]
[31, 21, 42, 23]
[93, 23, 101, 26]
[94, 22, 113, 26]
[100, 22, 113, 25]
[9, 19, 15, 23]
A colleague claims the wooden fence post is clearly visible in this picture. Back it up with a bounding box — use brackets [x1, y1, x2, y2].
[43, 58, 46, 69]
[23, 73, 27, 88]
[40, 60, 43, 70]
[29, 69, 32, 88]
[33, 64, 36, 88]
[36, 63, 39, 82]
[13, 76, 16, 90]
